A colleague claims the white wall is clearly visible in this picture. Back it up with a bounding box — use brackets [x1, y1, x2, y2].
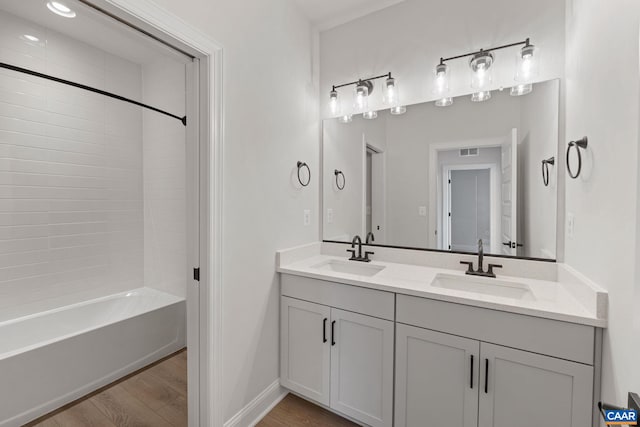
[319, 0, 565, 117]
[142, 58, 187, 298]
[564, 0, 640, 408]
[519, 79, 559, 259]
[138, 0, 319, 421]
[0, 12, 144, 311]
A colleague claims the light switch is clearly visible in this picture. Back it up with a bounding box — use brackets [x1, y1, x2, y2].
[418, 206, 427, 216]
[303, 210, 311, 226]
[327, 208, 334, 224]
[567, 213, 575, 238]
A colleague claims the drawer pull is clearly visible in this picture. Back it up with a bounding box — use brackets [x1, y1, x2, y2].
[323, 318, 327, 343]
[470, 355, 474, 389]
[484, 358, 489, 394]
[331, 320, 336, 346]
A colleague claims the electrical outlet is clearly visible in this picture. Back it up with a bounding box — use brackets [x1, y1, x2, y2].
[567, 213, 575, 238]
[327, 208, 334, 224]
[418, 206, 427, 216]
[303, 210, 311, 226]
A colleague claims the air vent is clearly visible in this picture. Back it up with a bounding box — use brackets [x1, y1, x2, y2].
[460, 148, 479, 157]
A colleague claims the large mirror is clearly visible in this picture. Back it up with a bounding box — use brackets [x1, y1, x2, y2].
[322, 79, 559, 260]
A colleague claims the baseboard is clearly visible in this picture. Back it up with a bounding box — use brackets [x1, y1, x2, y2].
[224, 380, 288, 427]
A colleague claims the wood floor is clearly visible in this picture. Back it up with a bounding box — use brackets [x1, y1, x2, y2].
[257, 394, 358, 427]
[27, 349, 188, 427]
[26, 349, 354, 427]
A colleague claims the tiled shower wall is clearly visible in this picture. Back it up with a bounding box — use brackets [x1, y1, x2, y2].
[0, 12, 144, 312]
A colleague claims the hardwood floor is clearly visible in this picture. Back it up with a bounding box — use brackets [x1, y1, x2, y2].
[27, 350, 354, 427]
[257, 394, 358, 427]
[27, 349, 187, 427]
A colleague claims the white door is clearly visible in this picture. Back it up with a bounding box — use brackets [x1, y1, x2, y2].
[500, 129, 518, 255]
[370, 149, 386, 243]
[280, 297, 331, 406]
[478, 342, 593, 427]
[330, 308, 394, 427]
[395, 324, 480, 427]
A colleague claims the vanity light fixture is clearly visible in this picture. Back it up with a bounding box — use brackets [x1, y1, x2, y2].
[510, 83, 533, 96]
[471, 91, 492, 102]
[47, 1, 76, 18]
[433, 62, 452, 107]
[330, 72, 405, 121]
[515, 40, 538, 82]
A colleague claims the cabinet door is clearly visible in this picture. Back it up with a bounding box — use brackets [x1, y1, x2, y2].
[330, 308, 394, 427]
[479, 342, 593, 427]
[280, 296, 331, 406]
[395, 324, 480, 427]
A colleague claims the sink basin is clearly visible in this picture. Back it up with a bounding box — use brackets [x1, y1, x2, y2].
[311, 260, 385, 277]
[430, 273, 535, 301]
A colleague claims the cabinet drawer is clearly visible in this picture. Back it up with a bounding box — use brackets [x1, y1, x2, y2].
[397, 294, 595, 365]
[281, 274, 395, 321]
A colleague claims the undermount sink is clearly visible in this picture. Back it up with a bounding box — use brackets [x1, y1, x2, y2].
[312, 259, 385, 277]
[430, 273, 536, 301]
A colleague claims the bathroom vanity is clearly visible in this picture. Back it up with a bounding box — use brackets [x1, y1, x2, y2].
[277, 243, 607, 427]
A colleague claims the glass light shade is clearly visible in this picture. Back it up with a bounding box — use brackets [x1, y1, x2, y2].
[510, 83, 533, 96]
[390, 105, 406, 115]
[470, 52, 493, 90]
[383, 77, 399, 106]
[435, 97, 453, 107]
[354, 83, 369, 113]
[338, 114, 353, 124]
[363, 110, 378, 120]
[433, 63, 450, 95]
[329, 90, 340, 115]
[471, 91, 492, 102]
[515, 44, 539, 82]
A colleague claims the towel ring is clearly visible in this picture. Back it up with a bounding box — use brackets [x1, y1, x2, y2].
[334, 169, 345, 190]
[296, 161, 311, 187]
[541, 157, 555, 187]
[566, 137, 588, 179]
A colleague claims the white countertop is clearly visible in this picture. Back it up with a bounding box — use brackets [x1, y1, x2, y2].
[277, 251, 607, 328]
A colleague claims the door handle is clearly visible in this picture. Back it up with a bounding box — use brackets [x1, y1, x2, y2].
[331, 320, 336, 346]
[323, 318, 327, 343]
[484, 358, 489, 394]
[470, 355, 474, 389]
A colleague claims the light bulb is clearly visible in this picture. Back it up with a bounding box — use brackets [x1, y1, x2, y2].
[433, 63, 449, 95]
[515, 44, 538, 82]
[47, 1, 76, 18]
[435, 97, 453, 107]
[338, 114, 353, 124]
[363, 111, 378, 120]
[329, 90, 339, 116]
[354, 82, 369, 113]
[510, 84, 533, 96]
[390, 105, 406, 115]
[471, 91, 492, 102]
[470, 51, 493, 90]
[383, 77, 399, 106]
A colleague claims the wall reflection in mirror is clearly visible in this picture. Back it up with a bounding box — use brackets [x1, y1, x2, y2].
[322, 79, 559, 260]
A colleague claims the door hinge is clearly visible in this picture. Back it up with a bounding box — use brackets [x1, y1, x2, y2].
[193, 267, 200, 281]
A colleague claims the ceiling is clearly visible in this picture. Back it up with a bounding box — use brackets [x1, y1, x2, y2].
[293, 0, 406, 31]
[0, 0, 190, 65]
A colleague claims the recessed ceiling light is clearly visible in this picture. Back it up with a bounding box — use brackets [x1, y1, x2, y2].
[47, 1, 76, 18]
[21, 34, 40, 42]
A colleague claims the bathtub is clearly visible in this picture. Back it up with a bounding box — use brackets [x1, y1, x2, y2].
[0, 287, 185, 426]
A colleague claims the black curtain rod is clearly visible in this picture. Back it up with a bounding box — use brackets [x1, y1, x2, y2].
[0, 62, 187, 126]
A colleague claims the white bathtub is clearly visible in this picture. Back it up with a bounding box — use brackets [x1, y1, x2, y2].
[0, 287, 185, 426]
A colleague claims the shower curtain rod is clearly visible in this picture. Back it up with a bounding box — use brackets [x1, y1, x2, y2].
[0, 62, 187, 126]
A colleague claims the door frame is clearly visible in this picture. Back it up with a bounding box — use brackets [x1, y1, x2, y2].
[83, 2, 224, 426]
[442, 164, 499, 253]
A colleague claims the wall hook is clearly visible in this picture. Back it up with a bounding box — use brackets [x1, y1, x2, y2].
[566, 137, 588, 179]
[541, 156, 555, 186]
[296, 161, 311, 187]
[334, 169, 345, 190]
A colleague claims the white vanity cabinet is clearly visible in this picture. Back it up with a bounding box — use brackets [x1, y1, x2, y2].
[280, 275, 395, 427]
[395, 295, 597, 427]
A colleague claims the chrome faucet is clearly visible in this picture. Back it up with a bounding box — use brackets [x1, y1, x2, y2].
[347, 235, 374, 262]
[460, 239, 502, 278]
[366, 232, 375, 244]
